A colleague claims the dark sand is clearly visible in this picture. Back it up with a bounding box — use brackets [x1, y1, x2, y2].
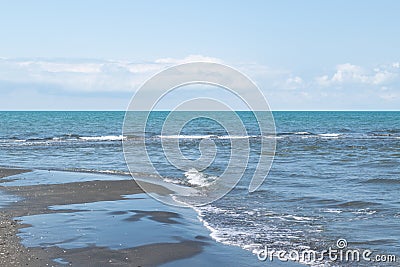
[0, 168, 30, 179]
[0, 168, 207, 266]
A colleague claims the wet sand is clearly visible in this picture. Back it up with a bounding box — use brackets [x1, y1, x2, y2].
[0, 168, 30, 179]
[0, 168, 206, 266]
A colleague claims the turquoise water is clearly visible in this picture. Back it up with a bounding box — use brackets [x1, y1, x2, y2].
[0, 111, 399, 266]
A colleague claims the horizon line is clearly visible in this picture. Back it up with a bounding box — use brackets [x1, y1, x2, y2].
[0, 109, 399, 112]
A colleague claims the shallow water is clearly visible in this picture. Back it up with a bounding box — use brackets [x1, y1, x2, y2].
[4, 171, 276, 266]
[16, 195, 197, 249]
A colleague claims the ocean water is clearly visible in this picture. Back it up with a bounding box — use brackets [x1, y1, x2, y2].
[0, 111, 399, 266]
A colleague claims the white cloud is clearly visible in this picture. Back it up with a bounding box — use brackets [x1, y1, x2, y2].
[331, 63, 366, 83]
[154, 55, 223, 64]
[19, 61, 102, 73]
[0, 55, 229, 93]
[314, 75, 330, 87]
[315, 63, 399, 87]
[285, 76, 304, 90]
[379, 92, 398, 101]
[0, 56, 300, 94]
[1, 57, 399, 110]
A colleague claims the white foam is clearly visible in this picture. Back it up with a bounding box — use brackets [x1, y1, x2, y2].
[294, 131, 312, 135]
[184, 168, 215, 187]
[263, 135, 283, 139]
[218, 135, 256, 139]
[318, 133, 341, 138]
[163, 178, 184, 185]
[323, 208, 343, 214]
[158, 135, 212, 139]
[79, 135, 125, 141]
[158, 134, 257, 139]
[0, 139, 26, 143]
[283, 214, 315, 221]
[352, 209, 377, 215]
[196, 205, 229, 215]
[192, 205, 330, 266]
[192, 206, 237, 246]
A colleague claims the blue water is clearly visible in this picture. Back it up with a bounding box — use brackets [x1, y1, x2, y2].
[0, 111, 399, 266]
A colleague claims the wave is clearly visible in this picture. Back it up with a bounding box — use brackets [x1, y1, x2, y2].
[318, 133, 341, 138]
[157, 135, 258, 139]
[1, 130, 399, 145]
[193, 205, 240, 247]
[156, 133, 343, 140]
[277, 131, 313, 136]
[161, 169, 217, 188]
[352, 209, 377, 215]
[0, 135, 125, 143]
[322, 208, 343, 214]
[157, 132, 343, 139]
[281, 214, 315, 221]
[276, 131, 399, 139]
[162, 177, 185, 185]
[192, 204, 324, 266]
[157, 135, 216, 139]
[277, 132, 341, 138]
[218, 135, 259, 139]
[294, 131, 312, 135]
[184, 168, 216, 187]
[78, 135, 125, 141]
[331, 200, 381, 209]
[0, 138, 27, 142]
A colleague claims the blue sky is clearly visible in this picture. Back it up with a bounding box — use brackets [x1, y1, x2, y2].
[0, 0, 399, 110]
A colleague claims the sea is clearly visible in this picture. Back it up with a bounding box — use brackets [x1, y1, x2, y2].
[0, 111, 399, 266]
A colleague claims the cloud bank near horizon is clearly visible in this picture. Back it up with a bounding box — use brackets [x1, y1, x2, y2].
[0, 55, 399, 110]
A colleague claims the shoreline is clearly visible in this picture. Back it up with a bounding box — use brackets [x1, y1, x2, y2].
[0, 168, 303, 266]
[0, 168, 52, 266]
[0, 168, 208, 266]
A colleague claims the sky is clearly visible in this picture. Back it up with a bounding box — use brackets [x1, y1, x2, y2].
[0, 0, 399, 110]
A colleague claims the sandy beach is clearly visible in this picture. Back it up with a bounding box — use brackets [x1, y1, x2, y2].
[0, 168, 207, 266]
